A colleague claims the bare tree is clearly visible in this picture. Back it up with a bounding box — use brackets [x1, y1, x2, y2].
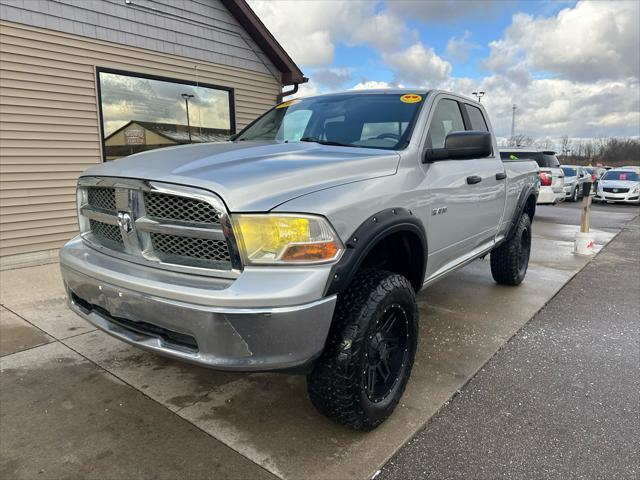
[560, 135, 572, 156]
[534, 138, 555, 150]
[513, 134, 534, 147]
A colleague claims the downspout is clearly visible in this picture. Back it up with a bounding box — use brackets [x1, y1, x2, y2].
[277, 83, 299, 103]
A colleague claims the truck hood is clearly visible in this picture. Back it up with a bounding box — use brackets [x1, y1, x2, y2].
[83, 141, 400, 211]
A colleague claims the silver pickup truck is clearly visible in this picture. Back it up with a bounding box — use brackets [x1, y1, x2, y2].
[60, 90, 539, 430]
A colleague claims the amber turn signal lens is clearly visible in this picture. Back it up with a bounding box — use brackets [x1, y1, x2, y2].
[280, 242, 339, 262]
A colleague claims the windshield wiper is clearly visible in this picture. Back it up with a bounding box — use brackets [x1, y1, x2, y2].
[299, 137, 355, 148]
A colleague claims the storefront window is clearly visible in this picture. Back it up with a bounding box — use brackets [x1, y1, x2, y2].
[97, 69, 234, 160]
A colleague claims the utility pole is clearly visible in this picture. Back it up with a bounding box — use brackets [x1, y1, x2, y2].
[510, 104, 516, 146]
[181, 93, 194, 143]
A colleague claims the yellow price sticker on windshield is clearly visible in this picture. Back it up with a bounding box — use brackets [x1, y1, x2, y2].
[276, 99, 300, 109]
[400, 94, 422, 103]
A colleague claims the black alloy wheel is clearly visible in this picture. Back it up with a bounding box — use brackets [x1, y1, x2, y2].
[307, 269, 418, 431]
[517, 224, 531, 278]
[364, 304, 410, 403]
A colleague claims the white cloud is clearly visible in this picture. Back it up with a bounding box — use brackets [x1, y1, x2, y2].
[486, 1, 639, 82]
[479, 76, 640, 139]
[248, 1, 409, 67]
[445, 30, 479, 63]
[312, 68, 354, 89]
[351, 80, 398, 90]
[382, 43, 452, 87]
[478, 1, 640, 140]
[253, 0, 639, 141]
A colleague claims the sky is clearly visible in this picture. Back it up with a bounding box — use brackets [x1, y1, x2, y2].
[249, 0, 640, 145]
[99, 72, 231, 136]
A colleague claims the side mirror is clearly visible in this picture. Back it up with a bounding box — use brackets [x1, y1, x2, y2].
[424, 131, 493, 163]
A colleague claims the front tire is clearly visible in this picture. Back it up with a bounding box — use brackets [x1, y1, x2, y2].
[307, 269, 418, 431]
[490, 214, 532, 285]
[570, 186, 579, 202]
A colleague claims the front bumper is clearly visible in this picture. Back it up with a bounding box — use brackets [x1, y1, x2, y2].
[594, 191, 640, 204]
[60, 236, 336, 371]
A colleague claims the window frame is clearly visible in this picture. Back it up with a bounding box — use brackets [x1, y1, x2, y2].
[95, 67, 236, 162]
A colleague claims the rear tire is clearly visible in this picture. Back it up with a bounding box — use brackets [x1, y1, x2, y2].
[490, 214, 532, 285]
[307, 269, 418, 431]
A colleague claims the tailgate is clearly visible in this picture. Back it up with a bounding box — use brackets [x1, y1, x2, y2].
[548, 170, 565, 193]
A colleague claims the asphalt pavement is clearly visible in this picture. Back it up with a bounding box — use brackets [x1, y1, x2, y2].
[379, 203, 639, 480]
[1, 201, 637, 480]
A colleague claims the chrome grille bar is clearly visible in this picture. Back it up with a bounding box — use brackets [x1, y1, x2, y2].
[80, 206, 119, 225]
[134, 217, 226, 240]
[77, 177, 241, 279]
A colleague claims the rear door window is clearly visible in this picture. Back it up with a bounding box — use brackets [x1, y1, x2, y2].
[465, 104, 488, 131]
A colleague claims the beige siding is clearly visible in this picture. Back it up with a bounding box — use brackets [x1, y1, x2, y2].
[0, 20, 281, 264]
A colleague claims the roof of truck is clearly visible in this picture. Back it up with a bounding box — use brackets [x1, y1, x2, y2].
[301, 88, 431, 97]
[286, 89, 486, 106]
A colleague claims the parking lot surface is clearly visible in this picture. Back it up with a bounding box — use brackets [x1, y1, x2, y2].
[1, 202, 637, 480]
[380, 210, 639, 479]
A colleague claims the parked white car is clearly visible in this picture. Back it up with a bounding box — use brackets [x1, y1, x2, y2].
[594, 168, 640, 205]
[561, 165, 591, 202]
[501, 148, 564, 204]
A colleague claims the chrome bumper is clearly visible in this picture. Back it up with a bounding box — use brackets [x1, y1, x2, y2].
[60, 237, 337, 371]
[594, 193, 639, 203]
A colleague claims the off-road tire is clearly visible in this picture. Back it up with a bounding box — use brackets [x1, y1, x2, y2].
[307, 269, 418, 431]
[490, 213, 532, 285]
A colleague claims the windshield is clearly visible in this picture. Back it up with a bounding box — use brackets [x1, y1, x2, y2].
[562, 166, 578, 177]
[233, 93, 426, 150]
[602, 170, 639, 181]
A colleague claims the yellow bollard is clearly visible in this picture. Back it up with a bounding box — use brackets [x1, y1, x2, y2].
[575, 182, 595, 255]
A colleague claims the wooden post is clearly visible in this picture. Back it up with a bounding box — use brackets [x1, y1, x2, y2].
[580, 182, 592, 233]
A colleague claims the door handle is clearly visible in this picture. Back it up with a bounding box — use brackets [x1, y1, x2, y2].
[467, 175, 482, 185]
[496, 172, 507, 180]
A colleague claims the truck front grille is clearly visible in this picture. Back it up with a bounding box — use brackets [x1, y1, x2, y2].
[78, 178, 241, 277]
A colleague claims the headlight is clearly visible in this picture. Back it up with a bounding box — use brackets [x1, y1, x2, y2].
[630, 185, 640, 194]
[233, 214, 344, 265]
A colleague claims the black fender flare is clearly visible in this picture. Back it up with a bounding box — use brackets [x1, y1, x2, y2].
[504, 184, 537, 243]
[325, 208, 428, 295]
